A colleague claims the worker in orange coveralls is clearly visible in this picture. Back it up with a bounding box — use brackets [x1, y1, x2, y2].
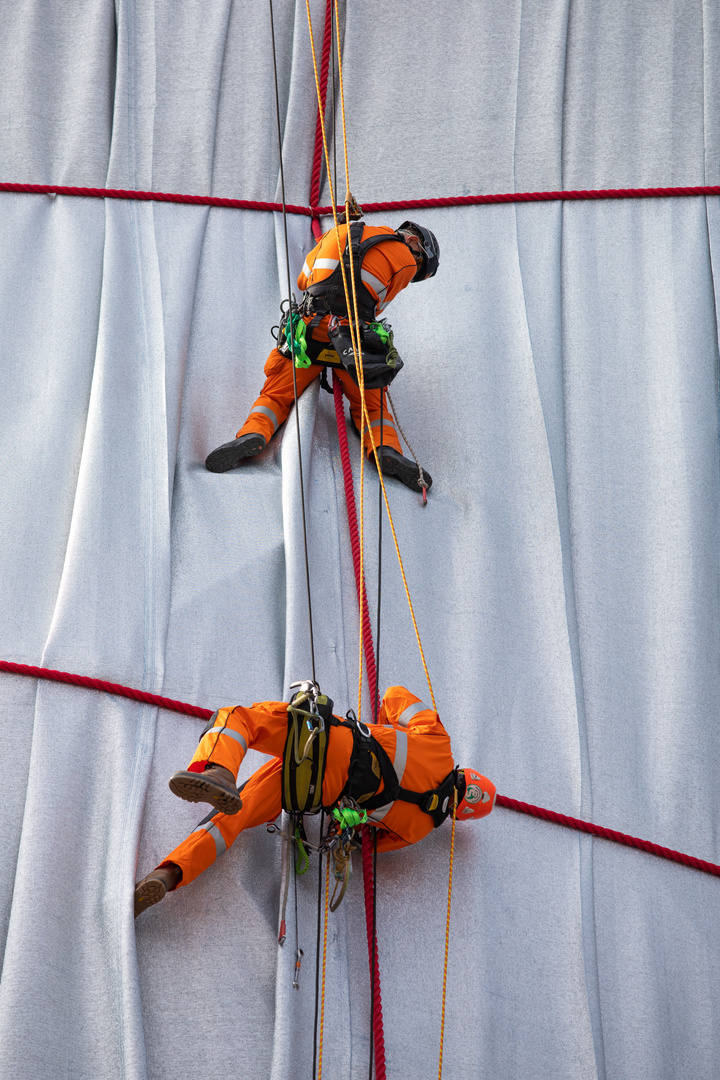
[204, 220, 439, 493]
[134, 684, 494, 916]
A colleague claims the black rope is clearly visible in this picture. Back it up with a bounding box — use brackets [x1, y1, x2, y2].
[331, 0, 338, 209]
[269, 0, 316, 682]
[312, 810, 326, 1080]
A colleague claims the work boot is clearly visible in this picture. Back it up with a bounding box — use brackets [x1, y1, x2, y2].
[134, 863, 182, 918]
[205, 432, 266, 473]
[169, 764, 242, 816]
[377, 446, 432, 493]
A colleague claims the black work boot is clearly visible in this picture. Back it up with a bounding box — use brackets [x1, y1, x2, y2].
[205, 432, 266, 473]
[377, 446, 432, 493]
[169, 764, 242, 816]
[134, 863, 182, 918]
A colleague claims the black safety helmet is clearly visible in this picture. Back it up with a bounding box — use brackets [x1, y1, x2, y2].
[398, 220, 440, 282]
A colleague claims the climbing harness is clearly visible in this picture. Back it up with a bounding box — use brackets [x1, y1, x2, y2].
[303, 220, 405, 323]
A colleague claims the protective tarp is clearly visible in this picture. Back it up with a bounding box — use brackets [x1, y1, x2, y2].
[2, 2, 720, 1078]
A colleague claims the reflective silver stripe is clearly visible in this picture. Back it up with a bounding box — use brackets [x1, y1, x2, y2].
[398, 700, 428, 728]
[250, 404, 279, 432]
[370, 418, 396, 431]
[394, 730, 408, 785]
[301, 260, 311, 277]
[314, 258, 339, 271]
[193, 822, 227, 859]
[368, 729, 408, 822]
[361, 269, 387, 303]
[204, 726, 247, 752]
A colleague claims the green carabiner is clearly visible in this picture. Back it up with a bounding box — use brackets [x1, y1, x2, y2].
[286, 313, 312, 368]
[333, 806, 368, 830]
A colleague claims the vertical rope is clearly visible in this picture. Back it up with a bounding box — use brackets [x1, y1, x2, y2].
[437, 790, 458, 1080]
[312, 812, 326, 1078]
[317, 851, 331, 1079]
[362, 826, 386, 1080]
[308, 0, 334, 239]
[332, 374, 378, 705]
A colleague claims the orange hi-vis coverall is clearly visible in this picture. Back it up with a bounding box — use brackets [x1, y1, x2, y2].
[160, 686, 456, 889]
[236, 224, 418, 457]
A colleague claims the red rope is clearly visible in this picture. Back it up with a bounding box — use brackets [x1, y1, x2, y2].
[361, 829, 386, 1076]
[5, 180, 720, 219]
[331, 374, 378, 707]
[496, 795, 720, 877]
[3, 660, 720, 881]
[0, 181, 311, 216]
[308, 0, 334, 240]
[331, 374, 387, 1080]
[0, 660, 213, 719]
[315, 183, 720, 216]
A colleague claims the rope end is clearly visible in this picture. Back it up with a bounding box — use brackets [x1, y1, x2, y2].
[422, 485, 428, 507]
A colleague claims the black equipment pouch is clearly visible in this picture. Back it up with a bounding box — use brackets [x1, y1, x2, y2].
[327, 317, 404, 389]
[281, 691, 334, 814]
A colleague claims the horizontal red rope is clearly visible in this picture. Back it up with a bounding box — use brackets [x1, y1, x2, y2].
[3, 660, 719, 880]
[0, 182, 311, 216]
[496, 794, 720, 878]
[5, 181, 720, 217]
[0, 660, 212, 720]
[314, 184, 720, 216]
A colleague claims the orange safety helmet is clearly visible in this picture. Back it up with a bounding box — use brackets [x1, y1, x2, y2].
[456, 768, 496, 820]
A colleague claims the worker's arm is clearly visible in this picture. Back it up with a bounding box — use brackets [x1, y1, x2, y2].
[378, 685, 446, 735]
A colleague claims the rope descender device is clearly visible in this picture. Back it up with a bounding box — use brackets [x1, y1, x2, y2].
[292, 947, 304, 991]
[288, 679, 325, 765]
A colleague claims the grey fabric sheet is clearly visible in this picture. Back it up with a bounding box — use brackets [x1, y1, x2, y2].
[2, 2, 720, 1079]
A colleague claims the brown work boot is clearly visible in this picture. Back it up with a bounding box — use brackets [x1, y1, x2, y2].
[134, 863, 182, 918]
[168, 764, 242, 816]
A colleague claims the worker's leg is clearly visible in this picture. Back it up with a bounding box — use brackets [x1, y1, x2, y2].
[236, 350, 324, 442]
[159, 758, 283, 889]
[336, 371, 432, 492]
[335, 371, 402, 455]
[187, 700, 291, 777]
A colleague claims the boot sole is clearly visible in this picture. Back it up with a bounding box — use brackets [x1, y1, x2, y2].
[134, 877, 167, 918]
[380, 453, 432, 494]
[205, 436, 265, 473]
[169, 771, 242, 816]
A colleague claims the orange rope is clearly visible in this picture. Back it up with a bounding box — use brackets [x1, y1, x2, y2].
[317, 851, 331, 1079]
[438, 789, 458, 1079]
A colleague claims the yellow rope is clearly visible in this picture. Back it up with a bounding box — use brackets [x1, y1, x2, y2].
[438, 788, 458, 1079]
[303, 0, 436, 712]
[317, 851, 331, 1079]
[305, 0, 367, 717]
